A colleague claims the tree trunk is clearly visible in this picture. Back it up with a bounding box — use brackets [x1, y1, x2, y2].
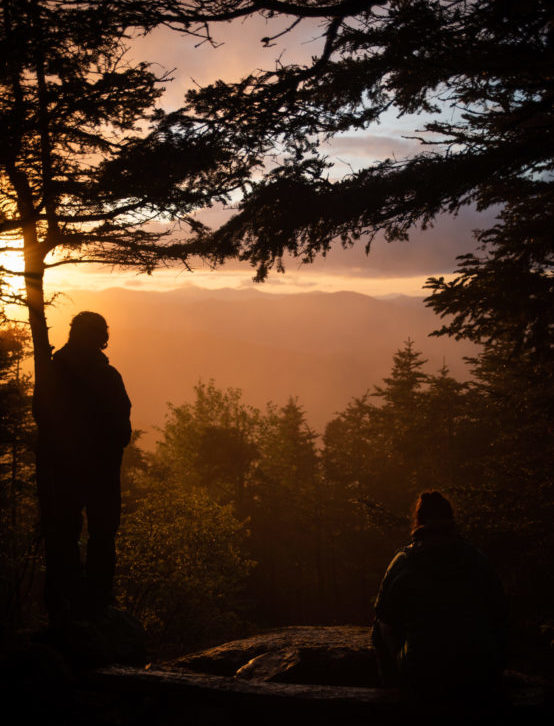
[22, 222, 51, 401]
[7, 154, 52, 395]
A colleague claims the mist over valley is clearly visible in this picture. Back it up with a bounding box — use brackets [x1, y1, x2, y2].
[46, 286, 477, 445]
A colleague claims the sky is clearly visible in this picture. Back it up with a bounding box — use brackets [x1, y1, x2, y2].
[2, 12, 496, 304]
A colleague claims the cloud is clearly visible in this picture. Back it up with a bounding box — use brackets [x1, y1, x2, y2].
[189, 203, 498, 280]
[304, 205, 499, 278]
[322, 134, 424, 165]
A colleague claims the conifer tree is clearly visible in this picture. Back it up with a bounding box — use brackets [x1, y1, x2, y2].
[182, 1, 552, 296]
[373, 339, 428, 409]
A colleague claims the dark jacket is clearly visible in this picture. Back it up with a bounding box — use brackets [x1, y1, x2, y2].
[374, 523, 507, 686]
[35, 343, 131, 458]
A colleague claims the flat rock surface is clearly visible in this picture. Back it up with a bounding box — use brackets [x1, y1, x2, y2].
[165, 625, 375, 684]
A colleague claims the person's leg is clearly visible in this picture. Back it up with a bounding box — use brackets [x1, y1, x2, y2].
[37, 453, 84, 629]
[85, 453, 122, 616]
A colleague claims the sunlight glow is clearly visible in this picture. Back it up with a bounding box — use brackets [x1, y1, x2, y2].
[0, 239, 25, 294]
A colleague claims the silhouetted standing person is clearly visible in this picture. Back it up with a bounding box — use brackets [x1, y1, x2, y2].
[35, 312, 131, 631]
[372, 491, 506, 695]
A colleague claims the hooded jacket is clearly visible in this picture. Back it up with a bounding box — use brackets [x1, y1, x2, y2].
[374, 523, 507, 685]
[35, 343, 131, 457]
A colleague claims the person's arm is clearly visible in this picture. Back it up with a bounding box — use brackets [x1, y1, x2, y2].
[105, 367, 132, 448]
[373, 551, 407, 686]
[371, 618, 402, 686]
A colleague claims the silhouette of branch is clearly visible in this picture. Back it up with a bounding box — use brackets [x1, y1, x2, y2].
[261, 17, 302, 47]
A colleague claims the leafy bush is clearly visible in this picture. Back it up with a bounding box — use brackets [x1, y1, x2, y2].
[116, 478, 253, 652]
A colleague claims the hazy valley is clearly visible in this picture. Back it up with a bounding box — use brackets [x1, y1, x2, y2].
[44, 286, 477, 445]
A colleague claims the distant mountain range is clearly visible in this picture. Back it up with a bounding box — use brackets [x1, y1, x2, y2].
[46, 286, 477, 445]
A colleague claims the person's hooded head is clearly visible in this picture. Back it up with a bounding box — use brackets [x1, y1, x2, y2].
[68, 311, 109, 352]
[411, 490, 455, 535]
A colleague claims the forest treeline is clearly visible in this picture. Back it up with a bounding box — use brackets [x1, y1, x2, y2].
[1, 327, 552, 655]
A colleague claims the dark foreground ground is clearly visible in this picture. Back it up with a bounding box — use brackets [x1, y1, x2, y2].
[1, 626, 552, 725]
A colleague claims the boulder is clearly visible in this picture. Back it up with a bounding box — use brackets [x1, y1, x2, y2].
[169, 626, 378, 686]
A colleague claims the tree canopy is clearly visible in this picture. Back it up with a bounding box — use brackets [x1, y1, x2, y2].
[179, 1, 553, 360]
[2, 1, 551, 368]
[183, 1, 552, 267]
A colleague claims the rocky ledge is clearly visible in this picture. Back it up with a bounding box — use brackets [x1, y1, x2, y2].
[3, 625, 549, 724]
[90, 626, 550, 724]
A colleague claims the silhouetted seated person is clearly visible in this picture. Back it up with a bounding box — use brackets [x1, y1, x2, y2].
[372, 492, 506, 697]
[35, 312, 131, 632]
